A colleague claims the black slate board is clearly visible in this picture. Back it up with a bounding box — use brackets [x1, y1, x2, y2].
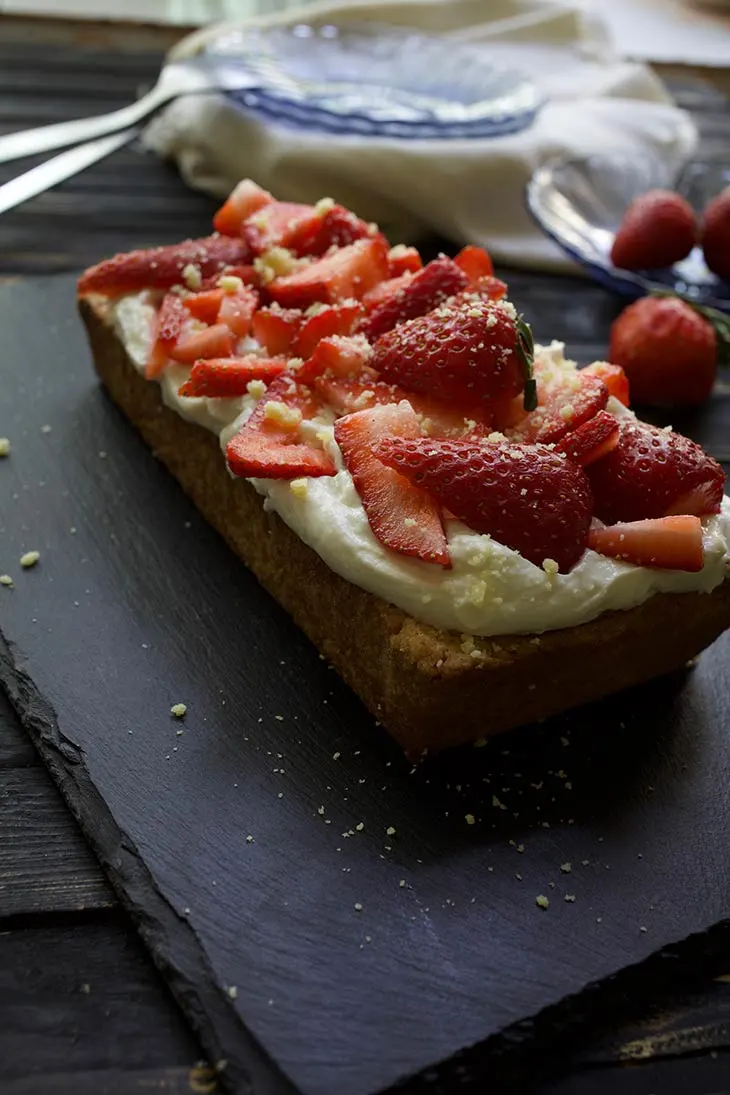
[2, 274, 730, 1095]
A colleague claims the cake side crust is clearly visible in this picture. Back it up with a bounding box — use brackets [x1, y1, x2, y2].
[79, 295, 730, 754]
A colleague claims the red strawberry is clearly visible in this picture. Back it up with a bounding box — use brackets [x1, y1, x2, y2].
[268, 237, 389, 308]
[453, 244, 494, 284]
[387, 245, 423, 277]
[588, 516, 704, 572]
[362, 273, 413, 313]
[587, 420, 724, 523]
[610, 189, 696, 270]
[362, 257, 470, 341]
[555, 411, 619, 466]
[701, 187, 730, 280]
[77, 236, 251, 297]
[251, 306, 303, 355]
[169, 323, 234, 365]
[218, 285, 259, 338]
[509, 371, 608, 444]
[287, 203, 375, 256]
[183, 288, 225, 325]
[581, 361, 630, 407]
[375, 438, 592, 572]
[226, 374, 335, 479]
[146, 292, 187, 378]
[213, 180, 274, 237]
[334, 404, 450, 567]
[608, 296, 717, 407]
[296, 334, 373, 384]
[242, 201, 318, 254]
[372, 295, 536, 409]
[179, 356, 288, 398]
[293, 302, 363, 359]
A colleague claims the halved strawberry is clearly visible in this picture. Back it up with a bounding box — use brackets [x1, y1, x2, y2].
[362, 273, 413, 313]
[184, 288, 225, 324]
[588, 516, 704, 572]
[555, 411, 619, 466]
[362, 256, 470, 342]
[267, 237, 389, 308]
[582, 361, 630, 407]
[587, 420, 725, 523]
[242, 201, 318, 255]
[287, 203, 375, 257]
[510, 372, 608, 444]
[218, 285, 259, 338]
[387, 245, 423, 277]
[293, 302, 363, 359]
[213, 180, 274, 237]
[333, 403, 450, 567]
[375, 437, 592, 572]
[226, 374, 335, 479]
[146, 292, 187, 378]
[169, 323, 234, 365]
[251, 306, 303, 355]
[179, 356, 288, 398]
[454, 244, 494, 283]
[78, 236, 251, 298]
[296, 334, 373, 384]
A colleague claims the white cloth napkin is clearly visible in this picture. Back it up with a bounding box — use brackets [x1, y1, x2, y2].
[144, 0, 697, 271]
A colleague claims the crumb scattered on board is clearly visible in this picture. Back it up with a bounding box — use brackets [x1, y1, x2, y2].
[0, 437, 10, 456]
[20, 551, 40, 569]
[170, 703, 187, 718]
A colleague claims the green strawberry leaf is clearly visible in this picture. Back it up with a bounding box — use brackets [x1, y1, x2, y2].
[649, 289, 730, 369]
[517, 316, 537, 411]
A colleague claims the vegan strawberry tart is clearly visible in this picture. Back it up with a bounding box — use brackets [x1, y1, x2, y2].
[77, 181, 730, 754]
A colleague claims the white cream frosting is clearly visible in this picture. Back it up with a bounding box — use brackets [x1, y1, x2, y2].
[112, 293, 730, 637]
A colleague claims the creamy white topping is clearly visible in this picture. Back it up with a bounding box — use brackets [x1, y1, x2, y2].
[113, 293, 730, 637]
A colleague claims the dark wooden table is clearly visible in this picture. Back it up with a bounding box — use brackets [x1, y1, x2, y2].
[2, 15, 730, 1095]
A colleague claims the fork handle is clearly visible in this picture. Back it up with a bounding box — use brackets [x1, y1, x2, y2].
[0, 83, 169, 166]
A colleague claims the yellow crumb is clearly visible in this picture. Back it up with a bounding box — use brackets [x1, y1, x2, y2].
[536, 895, 549, 909]
[170, 703, 187, 718]
[263, 401, 302, 430]
[246, 379, 267, 400]
[0, 437, 10, 456]
[218, 274, 244, 294]
[182, 263, 202, 291]
[314, 196, 336, 216]
[542, 558, 559, 577]
[465, 813, 476, 826]
[20, 551, 40, 569]
[289, 478, 309, 499]
[0, 574, 13, 587]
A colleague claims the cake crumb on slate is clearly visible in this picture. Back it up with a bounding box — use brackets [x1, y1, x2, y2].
[465, 813, 476, 826]
[20, 551, 40, 568]
[564, 894, 576, 903]
[536, 895, 549, 909]
[386, 826, 396, 836]
[0, 437, 10, 456]
[0, 574, 13, 587]
[170, 703, 187, 718]
[560, 862, 572, 873]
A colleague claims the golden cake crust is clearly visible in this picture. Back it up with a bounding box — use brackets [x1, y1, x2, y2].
[79, 295, 730, 755]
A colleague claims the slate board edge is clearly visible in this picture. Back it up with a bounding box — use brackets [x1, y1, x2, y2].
[5, 629, 730, 1095]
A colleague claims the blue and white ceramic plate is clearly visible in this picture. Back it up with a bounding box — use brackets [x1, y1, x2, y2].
[526, 153, 730, 312]
[205, 22, 542, 140]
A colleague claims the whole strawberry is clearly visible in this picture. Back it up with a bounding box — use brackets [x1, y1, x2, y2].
[372, 296, 537, 409]
[701, 187, 730, 280]
[610, 189, 696, 271]
[362, 256, 469, 341]
[587, 419, 724, 524]
[374, 437, 592, 572]
[609, 296, 717, 406]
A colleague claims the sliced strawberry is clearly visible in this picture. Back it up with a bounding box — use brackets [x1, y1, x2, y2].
[169, 323, 234, 365]
[588, 516, 704, 572]
[242, 201, 318, 254]
[454, 244, 494, 283]
[587, 421, 725, 523]
[287, 203, 375, 257]
[362, 257, 470, 341]
[510, 372, 608, 444]
[462, 275, 508, 303]
[146, 292, 187, 379]
[268, 237, 389, 308]
[362, 273, 413, 313]
[555, 411, 620, 466]
[296, 334, 373, 384]
[387, 245, 423, 277]
[78, 236, 251, 298]
[213, 180, 274, 237]
[375, 437, 592, 572]
[179, 356, 288, 398]
[292, 302, 363, 359]
[334, 403, 450, 567]
[251, 306, 303, 355]
[373, 296, 535, 408]
[218, 285, 259, 338]
[581, 361, 630, 407]
[226, 374, 335, 479]
[183, 288, 225, 324]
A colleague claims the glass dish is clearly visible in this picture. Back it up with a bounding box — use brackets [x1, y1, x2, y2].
[204, 21, 543, 140]
[526, 153, 730, 311]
